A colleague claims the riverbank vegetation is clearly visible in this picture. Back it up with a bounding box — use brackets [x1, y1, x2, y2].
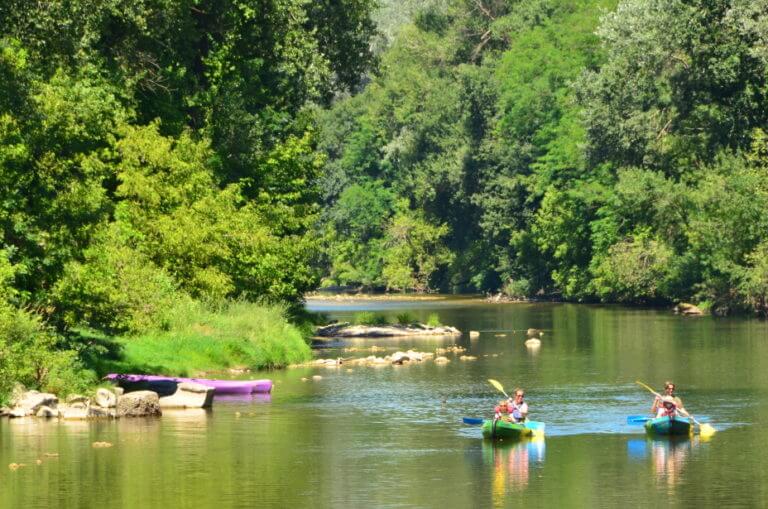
[316, 0, 768, 316]
[0, 0, 376, 403]
[4, 0, 768, 402]
[88, 301, 311, 378]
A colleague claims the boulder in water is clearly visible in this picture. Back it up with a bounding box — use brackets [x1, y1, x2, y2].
[9, 391, 58, 417]
[116, 391, 162, 417]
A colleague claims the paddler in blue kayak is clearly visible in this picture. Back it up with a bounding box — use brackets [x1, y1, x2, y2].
[655, 396, 679, 418]
[651, 381, 685, 416]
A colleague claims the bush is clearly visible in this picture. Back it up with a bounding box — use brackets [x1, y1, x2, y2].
[353, 311, 389, 325]
[590, 231, 674, 303]
[53, 226, 184, 334]
[396, 312, 416, 325]
[502, 279, 531, 300]
[426, 313, 441, 327]
[0, 304, 94, 404]
[103, 300, 312, 375]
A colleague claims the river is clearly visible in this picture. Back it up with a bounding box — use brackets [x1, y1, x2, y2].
[2, 298, 767, 508]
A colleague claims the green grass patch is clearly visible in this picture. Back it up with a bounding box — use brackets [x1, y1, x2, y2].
[396, 312, 416, 325]
[352, 311, 389, 325]
[90, 301, 311, 377]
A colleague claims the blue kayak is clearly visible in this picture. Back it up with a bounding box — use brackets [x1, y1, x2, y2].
[644, 416, 692, 436]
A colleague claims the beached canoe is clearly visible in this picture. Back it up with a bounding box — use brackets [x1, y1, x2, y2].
[106, 374, 273, 395]
[644, 416, 692, 436]
[481, 419, 535, 440]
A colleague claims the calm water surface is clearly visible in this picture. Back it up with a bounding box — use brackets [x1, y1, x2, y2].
[2, 299, 768, 508]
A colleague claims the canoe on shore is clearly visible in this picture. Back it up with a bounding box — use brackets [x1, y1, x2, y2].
[106, 374, 273, 395]
[481, 419, 536, 440]
[644, 416, 692, 436]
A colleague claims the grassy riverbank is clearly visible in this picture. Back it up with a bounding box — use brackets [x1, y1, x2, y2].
[85, 301, 312, 378]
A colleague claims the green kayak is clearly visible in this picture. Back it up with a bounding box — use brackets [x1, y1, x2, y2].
[481, 419, 534, 440]
[644, 416, 693, 436]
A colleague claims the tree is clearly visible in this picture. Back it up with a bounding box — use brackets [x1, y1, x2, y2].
[382, 204, 453, 292]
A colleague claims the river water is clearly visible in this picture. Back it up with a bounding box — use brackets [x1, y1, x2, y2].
[2, 298, 767, 508]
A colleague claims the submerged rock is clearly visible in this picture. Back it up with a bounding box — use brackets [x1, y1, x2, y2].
[116, 391, 162, 417]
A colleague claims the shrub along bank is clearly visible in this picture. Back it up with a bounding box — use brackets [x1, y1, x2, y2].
[99, 301, 312, 377]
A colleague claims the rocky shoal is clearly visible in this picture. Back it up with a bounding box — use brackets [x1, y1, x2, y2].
[0, 382, 215, 420]
[315, 322, 461, 338]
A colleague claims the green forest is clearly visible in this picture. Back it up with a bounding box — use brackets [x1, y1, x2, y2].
[2, 0, 768, 401]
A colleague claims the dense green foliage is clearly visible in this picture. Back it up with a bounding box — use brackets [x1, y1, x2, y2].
[5, 0, 768, 402]
[0, 0, 377, 401]
[317, 0, 768, 316]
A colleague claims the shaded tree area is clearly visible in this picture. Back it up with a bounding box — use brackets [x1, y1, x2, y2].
[0, 0, 378, 400]
[317, 0, 768, 316]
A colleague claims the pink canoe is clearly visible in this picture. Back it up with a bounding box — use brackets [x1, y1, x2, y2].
[106, 374, 273, 395]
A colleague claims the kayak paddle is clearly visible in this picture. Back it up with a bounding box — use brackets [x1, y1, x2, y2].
[488, 378, 511, 399]
[635, 380, 716, 437]
[627, 415, 651, 424]
[463, 417, 484, 425]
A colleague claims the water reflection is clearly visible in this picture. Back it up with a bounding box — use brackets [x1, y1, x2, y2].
[481, 438, 546, 504]
[626, 437, 698, 490]
[651, 438, 692, 489]
[214, 394, 272, 404]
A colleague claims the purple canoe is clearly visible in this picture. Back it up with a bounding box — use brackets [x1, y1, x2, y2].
[106, 374, 273, 395]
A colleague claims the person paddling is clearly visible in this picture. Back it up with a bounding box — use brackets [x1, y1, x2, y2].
[493, 389, 528, 423]
[494, 399, 512, 421]
[651, 381, 685, 416]
[508, 388, 528, 423]
[655, 396, 679, 418]
[651, 381, 699, 422]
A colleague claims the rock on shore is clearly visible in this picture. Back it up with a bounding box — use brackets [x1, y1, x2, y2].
[674, 302, 704, 316]
[1, 387, 168, 420]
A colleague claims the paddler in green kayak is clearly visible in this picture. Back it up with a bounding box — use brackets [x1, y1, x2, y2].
[494, 388, 528, 423]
